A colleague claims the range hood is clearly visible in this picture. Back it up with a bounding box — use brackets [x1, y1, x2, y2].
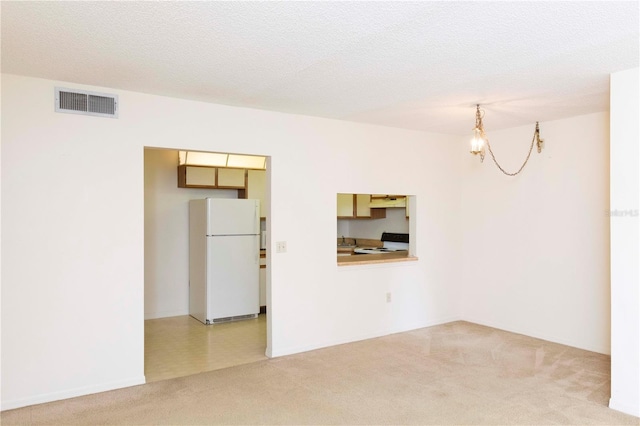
[369, 195, 406, 208]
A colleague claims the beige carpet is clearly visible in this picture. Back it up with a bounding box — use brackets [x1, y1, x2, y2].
[2, 321, 638, 425]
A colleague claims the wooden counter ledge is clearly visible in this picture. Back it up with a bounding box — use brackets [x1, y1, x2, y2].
[337, 251, 417, 266]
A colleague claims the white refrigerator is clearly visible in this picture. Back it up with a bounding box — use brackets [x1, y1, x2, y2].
[189, 198, 260, 324]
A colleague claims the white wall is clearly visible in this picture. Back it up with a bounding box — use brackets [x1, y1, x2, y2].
[1, 74, 463, 409]
[6, 72, 630, 412]
[347, 207, 409, 240]
[0, 68, 3, 407]
[609, 67, 639, 417]
[1, 76, 146, 409]
[144, 148, 238, 319]
[336, 219, 350, 238]
[460, 111, 612, 354]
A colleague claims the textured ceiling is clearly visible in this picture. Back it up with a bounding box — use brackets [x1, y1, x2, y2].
[1, 1, 638, 135]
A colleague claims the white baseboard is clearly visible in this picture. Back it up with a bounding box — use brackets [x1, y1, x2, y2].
[609, 397, 640, 418]
[1, 376, 146, 411]
[269, 315, 461, 358]
[462, 316, 610, 355]
[144, 309, 188, 320]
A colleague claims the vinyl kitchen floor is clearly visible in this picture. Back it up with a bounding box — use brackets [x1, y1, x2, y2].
[144, 314, 267, 383]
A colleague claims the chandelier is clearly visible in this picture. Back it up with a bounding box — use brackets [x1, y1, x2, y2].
[470, 105, 544, 176]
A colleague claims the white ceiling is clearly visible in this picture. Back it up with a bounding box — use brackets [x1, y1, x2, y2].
[1, 1, 638, 135]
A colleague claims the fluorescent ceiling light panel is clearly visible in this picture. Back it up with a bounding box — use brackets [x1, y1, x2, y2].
[226, 154, 266, 169]
[179, 151, 228, 167]
[179, 151, 266, 169]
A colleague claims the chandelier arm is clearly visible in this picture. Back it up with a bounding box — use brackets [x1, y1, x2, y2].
[482, 127, 537, 177]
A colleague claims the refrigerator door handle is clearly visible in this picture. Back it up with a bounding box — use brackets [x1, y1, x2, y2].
[255, 203, 259, 232]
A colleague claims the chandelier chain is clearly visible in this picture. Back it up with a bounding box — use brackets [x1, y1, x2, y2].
[483, 125, 538, 176]
[471, 105, 544, 176]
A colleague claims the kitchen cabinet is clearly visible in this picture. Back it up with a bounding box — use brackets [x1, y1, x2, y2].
[177, 165, 246, 189]
[337, 194, 386, 219]
[247, 169, 267, 218]
[259, 254, 266, 307]
[355, 194, 386, 218]
[337, 193, 354, 217]
[355, 194, 372, 217]
[179, 165, 216, 187]
[217, 168, 246, 188]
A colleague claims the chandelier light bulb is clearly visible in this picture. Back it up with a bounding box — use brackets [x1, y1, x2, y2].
[471, 127, 485, 154]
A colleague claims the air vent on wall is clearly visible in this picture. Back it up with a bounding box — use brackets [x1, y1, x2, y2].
[55, 87, 118, 118]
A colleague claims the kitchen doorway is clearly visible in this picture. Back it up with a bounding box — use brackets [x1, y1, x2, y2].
[143, 147, 270, 382]
[144, 314, 267, 382]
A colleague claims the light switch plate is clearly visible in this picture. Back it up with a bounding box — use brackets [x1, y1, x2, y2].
[276, 241, 287, 253]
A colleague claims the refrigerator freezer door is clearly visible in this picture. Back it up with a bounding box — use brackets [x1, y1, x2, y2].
[206, 198, 259, 236]
[206, 235, 260, 320]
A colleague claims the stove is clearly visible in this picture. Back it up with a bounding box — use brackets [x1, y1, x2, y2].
[353, 232, 409, 255]
[354, 247, 402, 254]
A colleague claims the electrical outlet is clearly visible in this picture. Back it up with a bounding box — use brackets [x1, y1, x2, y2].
[276, 241, 287, 253]
[386, 292, 392, 303]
